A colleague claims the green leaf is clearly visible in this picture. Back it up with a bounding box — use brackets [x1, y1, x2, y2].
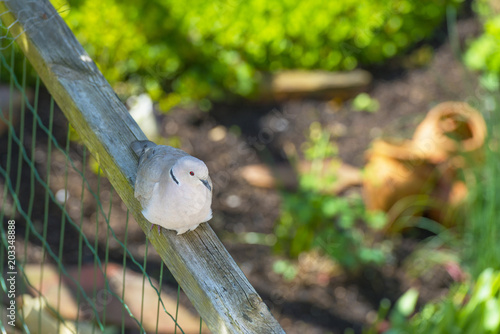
[484, 299, 500, 331]
[395, 288, 419, 317]
[351, 93, 380, 112]
[321, 198, 340, 217]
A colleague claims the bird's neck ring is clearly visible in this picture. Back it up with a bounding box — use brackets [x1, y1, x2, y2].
[169, 168, 179, 185]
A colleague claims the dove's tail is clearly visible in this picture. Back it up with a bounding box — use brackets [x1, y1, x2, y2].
[131, 140, 157, 157]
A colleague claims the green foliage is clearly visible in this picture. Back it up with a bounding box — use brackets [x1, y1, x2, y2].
[389, 288, 420, 326]
[465, 1, 500, 85]
[274, 122, 388, 269]
[462, 92, 500, 278]
[377, 269, 500, 334]
[273, 259, 298, 281]
[49, 0, 460, 109]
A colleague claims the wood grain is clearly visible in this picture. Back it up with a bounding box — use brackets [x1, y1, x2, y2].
[0, 0, 284, 332]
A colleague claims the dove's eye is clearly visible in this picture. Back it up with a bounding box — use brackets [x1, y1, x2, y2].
[189, 171, 195, 176]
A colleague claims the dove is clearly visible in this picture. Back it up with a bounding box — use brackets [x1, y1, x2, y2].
[131, 140, 213, 234]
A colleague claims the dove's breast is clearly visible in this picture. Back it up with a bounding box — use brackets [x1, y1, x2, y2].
[142, 180, 212, 232]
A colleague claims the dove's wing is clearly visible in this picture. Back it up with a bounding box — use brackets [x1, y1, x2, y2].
[131, 140, 156, 157]
[134, 144, 188, 203]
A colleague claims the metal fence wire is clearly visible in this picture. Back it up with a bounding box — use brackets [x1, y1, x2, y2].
[0, 19, 204, 334]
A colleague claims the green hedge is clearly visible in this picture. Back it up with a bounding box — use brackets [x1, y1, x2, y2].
[54, 0, 462, 109]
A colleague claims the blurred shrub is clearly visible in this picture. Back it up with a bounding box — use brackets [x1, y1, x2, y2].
[465, 0, 500, 86]
[274, 122, 388, 269]
[50, 0, 461, 109]
[371, 268, 500, 334]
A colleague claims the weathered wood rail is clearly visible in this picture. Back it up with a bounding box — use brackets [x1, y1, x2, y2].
[0, 0, 285, 332]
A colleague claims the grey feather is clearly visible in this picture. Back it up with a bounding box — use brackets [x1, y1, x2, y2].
[131, 140, 156, 156]
[131, 140, 188, 203]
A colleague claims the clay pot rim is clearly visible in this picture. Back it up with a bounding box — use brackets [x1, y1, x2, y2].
[413, 101, 487, 154]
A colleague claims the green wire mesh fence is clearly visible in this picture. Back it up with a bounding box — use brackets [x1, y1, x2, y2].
[0, 20, 205, 334]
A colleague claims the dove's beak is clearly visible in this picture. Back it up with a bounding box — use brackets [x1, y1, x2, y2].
[200, 179, 211, 191]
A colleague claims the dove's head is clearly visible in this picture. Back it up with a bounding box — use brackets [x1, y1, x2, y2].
[172, 156, 211, 191]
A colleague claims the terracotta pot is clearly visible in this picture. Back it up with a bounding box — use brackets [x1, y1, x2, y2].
[412, 102, 486, 163]
[363, 139, 438, 213]
[363, 102, 484, 230]
[427, 179, 468, 228]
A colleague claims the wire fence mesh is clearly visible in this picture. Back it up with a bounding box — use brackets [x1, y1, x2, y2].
[0, 18, 204, 334]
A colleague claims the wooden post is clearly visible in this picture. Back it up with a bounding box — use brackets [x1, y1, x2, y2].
[0, 0, 285, 332]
